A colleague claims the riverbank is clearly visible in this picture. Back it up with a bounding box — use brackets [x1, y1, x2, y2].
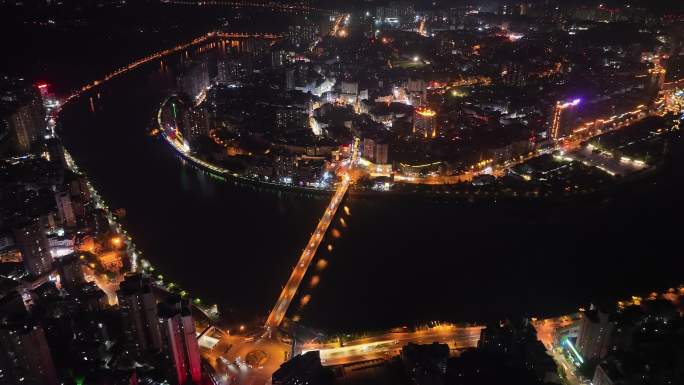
[157, 90, 680, 207]
[56, 28, 684, 333]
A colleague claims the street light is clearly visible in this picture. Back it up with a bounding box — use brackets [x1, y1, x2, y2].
[111, 236, 122, 247]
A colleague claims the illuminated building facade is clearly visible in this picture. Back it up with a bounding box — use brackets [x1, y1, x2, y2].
[0, 78, 45, 155]
[576, 308, 614, 361]
[413, 107, 437, 138]
[181, 106, 210, 140]
[647, 66, 666, 94]
[158, 296, 202, 385]
[287, 24, 319, 48]
[550, 98, 581, 141]
[376, 1, 415, 27]
[276, 108, 307, 130]
[217, 59, 243, 85]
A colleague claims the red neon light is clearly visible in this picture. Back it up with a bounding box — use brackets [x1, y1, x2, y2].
[37, 84, 49, 89]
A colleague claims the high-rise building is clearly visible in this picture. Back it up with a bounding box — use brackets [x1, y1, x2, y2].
[287, 24, 319, 48]
[69, 175, 91, 202]
[271, 50, 284, 68]
[375, 142, 389, 164]
[0, 234, 15, 254]
[272, 351, 332, 385]
[285, 68, 296, 91]
[401, 342, 449, 384]
[550, 98, 581, 141]
[0, 79, 45, 155]
[180, 106, 210, 141]
[406, 78, 427, 105]
[55, 190, 77, 228]
[13, 217, 53, 277]
[0, 320, 59, 385]
[520, 2, 531, 16]
[177, 59, 210, 100]
[117, 274, 162, 358]
[341, 81, 359, 96]
[276, 108, 306, 130]
[216, 60, 228, 84]
[576, 308, 615, 361]
[0, 291, 30, 320]
[158, 296, 202, 385]
[413, 107, 437, 138]
[503, 62, 527, 88]
[217, 59, 243, 85]
[76, 282, 110, 312]
[363, 138, 375, 161]
[646, 66, 666, 95]
[55, 253, 85, 292]
[7, 105, 41, 154]
[376, 1, 415, 26]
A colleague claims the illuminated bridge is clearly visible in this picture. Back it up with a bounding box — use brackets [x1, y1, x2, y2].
[265, 138, 360, 331]
[215, 32, 283, 39]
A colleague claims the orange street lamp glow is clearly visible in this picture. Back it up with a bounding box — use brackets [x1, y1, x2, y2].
[111, 236, 122, 247]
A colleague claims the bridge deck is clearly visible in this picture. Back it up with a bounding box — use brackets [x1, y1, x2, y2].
[265, 138, 359, 330]
[264, 176, 350, 329]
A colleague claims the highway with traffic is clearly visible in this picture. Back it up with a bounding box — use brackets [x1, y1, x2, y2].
[302, 324, 483, 366]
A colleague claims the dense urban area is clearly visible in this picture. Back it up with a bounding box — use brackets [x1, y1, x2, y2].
[1, 0, 684, 385]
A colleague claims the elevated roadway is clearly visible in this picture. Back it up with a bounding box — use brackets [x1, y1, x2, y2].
[265, 138, 360, 331]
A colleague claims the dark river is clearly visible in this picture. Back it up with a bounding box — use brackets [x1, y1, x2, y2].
[58, 40, 684, 333]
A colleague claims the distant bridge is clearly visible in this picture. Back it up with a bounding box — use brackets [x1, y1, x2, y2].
[215, 32, 283, 39]
[160, 0, 332, 14]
